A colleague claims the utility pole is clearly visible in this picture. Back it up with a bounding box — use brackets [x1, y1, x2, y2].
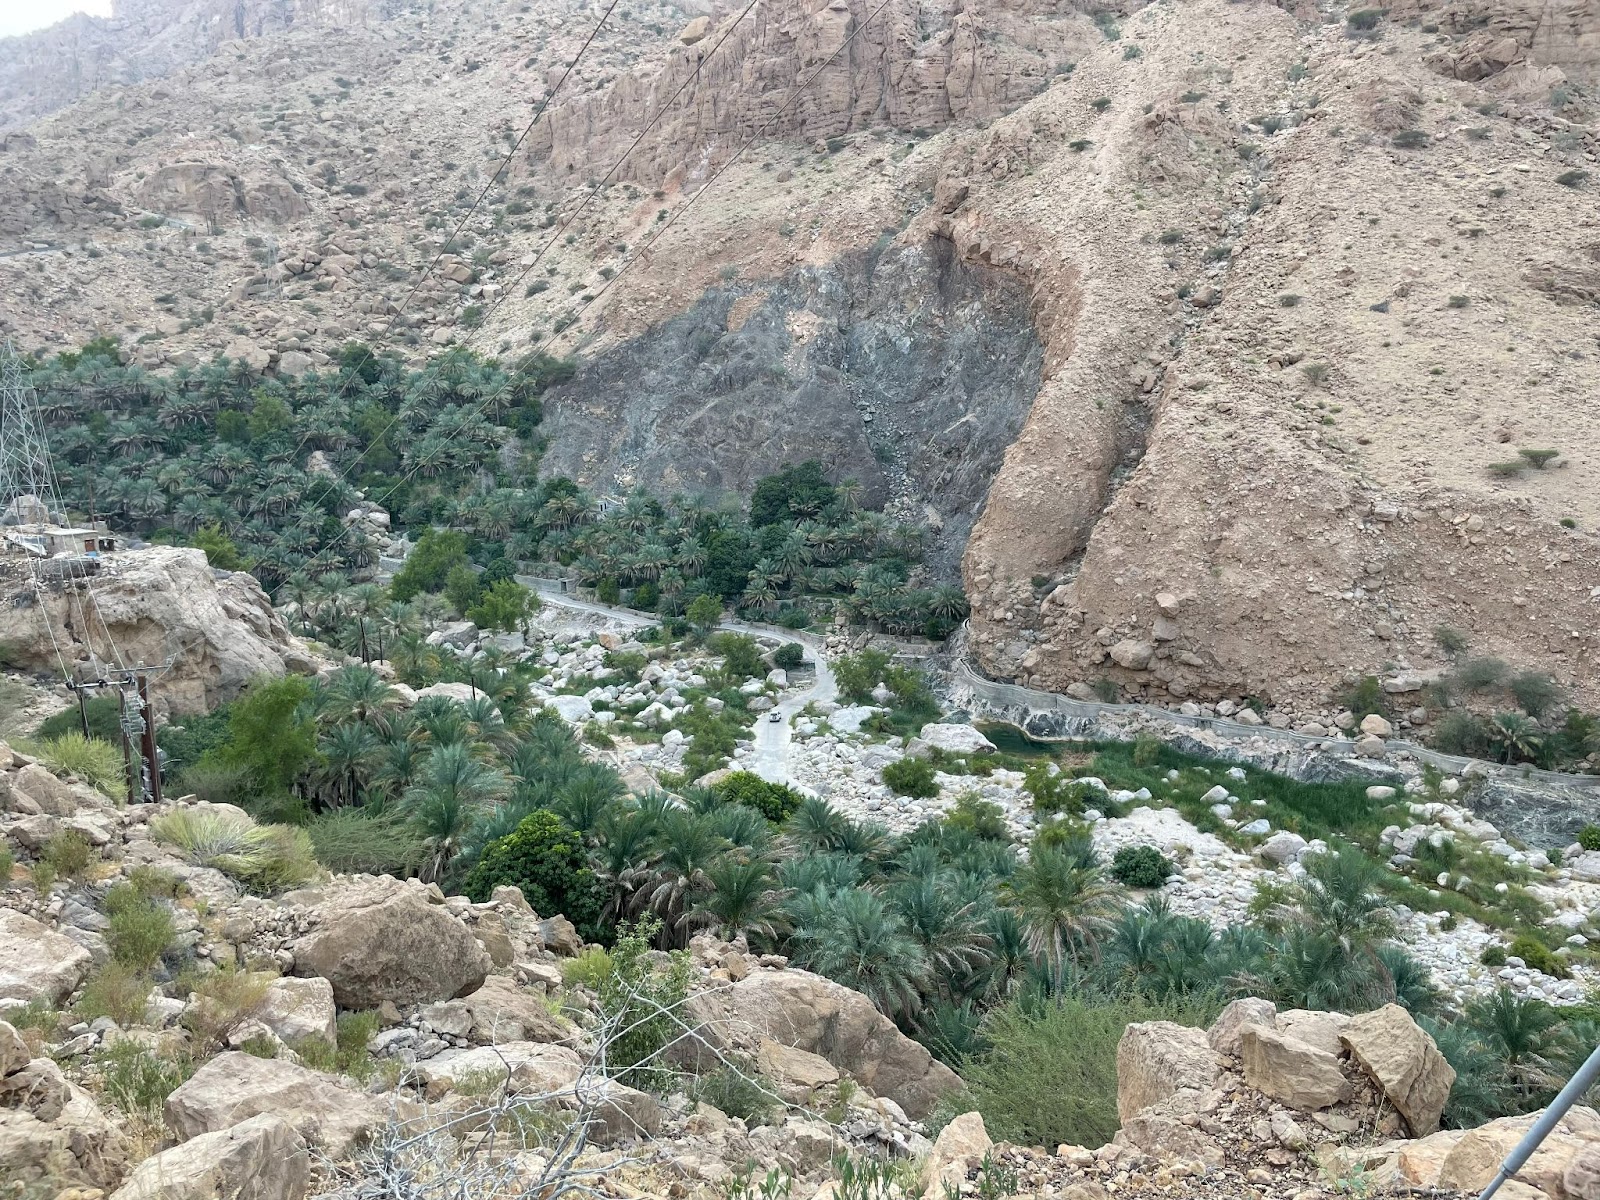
[67, 665, 166, 805]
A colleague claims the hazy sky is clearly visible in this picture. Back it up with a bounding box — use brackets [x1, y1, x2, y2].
[0, 0, 113, 38]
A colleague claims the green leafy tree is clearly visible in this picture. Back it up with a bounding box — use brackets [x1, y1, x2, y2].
[444, 564, 483, 614]
[191, 524, 249, 571]
[749, 460, 836, 527]
[686, 593, 722, 637]
[222, 675, 318, 796]
[247, 394, 293, 440]
[390, 530, 469, 601]
[467, 579, 537, 632]
[463, 810, 605, 941]
[709, 632, 763, 681]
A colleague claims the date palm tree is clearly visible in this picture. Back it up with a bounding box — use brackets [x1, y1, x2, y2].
[790, 888, 928, 1019]
[404, 742, 508, 883]
[1003, 845, 1124, 996]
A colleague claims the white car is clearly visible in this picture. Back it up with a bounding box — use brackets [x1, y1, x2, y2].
[768, 712, 782, 723]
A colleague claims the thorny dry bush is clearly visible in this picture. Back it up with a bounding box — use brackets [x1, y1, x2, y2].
[312, 974, 813, 1200]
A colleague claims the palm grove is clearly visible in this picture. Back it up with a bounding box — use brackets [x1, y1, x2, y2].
[15, 338, 1597, 1149]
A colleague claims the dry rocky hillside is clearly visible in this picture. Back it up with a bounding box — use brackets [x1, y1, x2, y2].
[1, 0, 1598, 715]
[0, 739, 1594, 1200]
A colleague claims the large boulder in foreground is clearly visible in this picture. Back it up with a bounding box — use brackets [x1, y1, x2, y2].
[0, 1020, 128, 1190]
[1116, 1021, 1219, 1123]
[1341, 1003, 1454, 1136]
[289, 878, 490, 1009]
[110, 1113, 307, 1200]
[0, 909, 94, 1004]
[165, 1052, 383, 1158]
[1240, 1024, 1350, 1112]
[682, 968, 960, 1118]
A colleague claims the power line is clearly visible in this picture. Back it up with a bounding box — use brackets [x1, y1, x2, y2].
[277, 0, 898, 592]
[283, 0, 764, 529]
[284, 0, 624, 489]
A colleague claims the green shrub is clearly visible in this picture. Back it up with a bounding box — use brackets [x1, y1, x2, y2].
[1509, 671, 1563, 719]
[1131, 736, 1163, 767]
[170, 761, 254, 807]
[1509, 935, 1569, 979]
[28, 734, 124, 796]
[94, 1040, 194, 1121]
[305, 809, 424, 876]
[1023, 763, 1098, 817]
[1479, 945, 1507, 967]
[1433, 625, 1469, 656]
[1455, 657, 1508, 692]
[562, 946, 611, 991]
[882, 757, 938, 800]
[1339, 676, 1388, 720]
[1347, 7, 1384, 30]
[944, 793, 1009, 842]
[179, 966, 274, 1054]
[0, 843, 12, 883]
[292, 1010, 382, 1081]
[1109, 846, 1174, 889]
[461, 810, 605, 942]
[688, 1061, 776, 1123]
[949, 991, 1216, 1149]
[149, 809, 318, 893]
[37, 696, 121, 741]
[76, 962, 153, 1028]
[104, 883, 176, 971]
[715, 772, 804, 823]
[1433, 711, 1490, 757]
[709, 633, 764, 681]
[596, 920, 692, 1090]
[1578, 825, 1600, 852]
[774, 643, 805, 670]
[40, 829, 95, 880]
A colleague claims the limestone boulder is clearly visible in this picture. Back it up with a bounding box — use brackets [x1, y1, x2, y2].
[257, 976, 337, 1046]
[0, 909, 93, 1004]
[456, 976, 572, 1046]
[10, 764, 82, 816]
[290, 879, 490, 1008]
[922, 1112, 992, 1197]
[1437, 1108, 1600, 1196]
[165, 1052, 383, 1158]
[681, 969, 959, 1118]
[1207, 997, 1276, 1058]
[0, 546, 319, 714]
[1116, 1021, 1220, 1123]
[0, 1024, 128, 1190]
[1341, 1004, 1454, 1135]
[915, 723, 997, 755]
[757, 1038, 840, 1102]
[1240, 1025, 1349, 1111]
[110, 1113, 308, 1200]
[1275, 1009, 1349, 1056]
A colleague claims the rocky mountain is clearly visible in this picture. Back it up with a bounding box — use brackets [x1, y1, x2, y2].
[0, 0, 1597, 718]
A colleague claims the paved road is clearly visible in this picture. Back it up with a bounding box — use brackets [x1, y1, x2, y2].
[527, 584, 834, 786]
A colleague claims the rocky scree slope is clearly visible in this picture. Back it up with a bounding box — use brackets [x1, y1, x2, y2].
[1, 0, 1598, 715]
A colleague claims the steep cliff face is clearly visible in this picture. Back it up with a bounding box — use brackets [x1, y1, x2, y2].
[533, 0, 1102, 183]
[539, 238, 1044, 572]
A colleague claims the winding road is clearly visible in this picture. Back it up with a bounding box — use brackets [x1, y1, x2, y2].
[526, 582, 835, 785]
